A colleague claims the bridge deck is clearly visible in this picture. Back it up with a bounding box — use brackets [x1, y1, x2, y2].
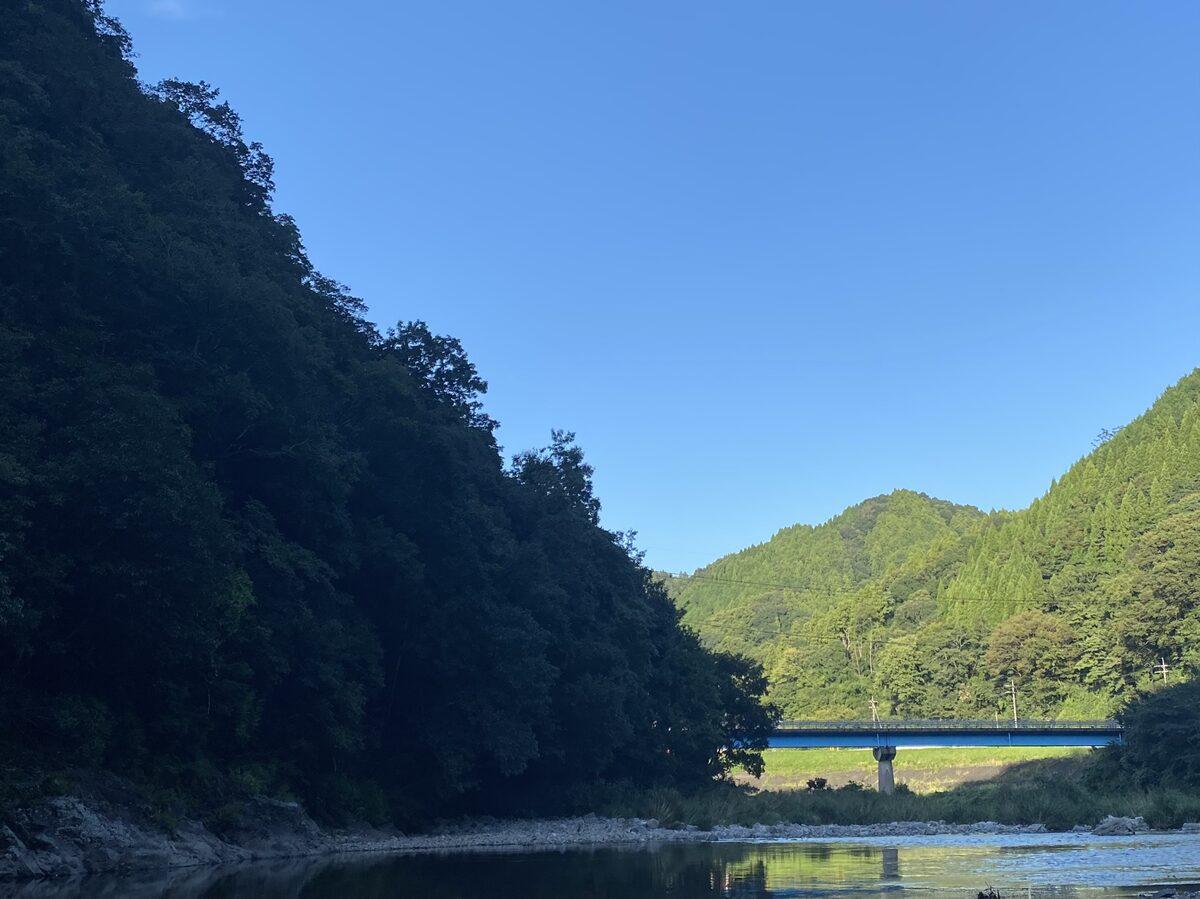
[769, 719, 1122, 749]
[775, 719, 1119, 732]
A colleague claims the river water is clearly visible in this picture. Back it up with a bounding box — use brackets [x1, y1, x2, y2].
[4, 834, 1200, 899]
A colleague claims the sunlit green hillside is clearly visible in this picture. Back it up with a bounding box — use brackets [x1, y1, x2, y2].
[670, 370, 1200, 721]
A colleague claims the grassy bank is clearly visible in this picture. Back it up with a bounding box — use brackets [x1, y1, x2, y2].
[739, 747, 1088, 792]
[598, 756, 1200, 831]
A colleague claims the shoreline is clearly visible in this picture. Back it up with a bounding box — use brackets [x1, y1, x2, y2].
[0, 793, 1183, 884]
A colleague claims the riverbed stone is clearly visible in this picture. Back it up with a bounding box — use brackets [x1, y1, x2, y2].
[0, 788, 1097, 883]
[1093, 815, 1147, 836]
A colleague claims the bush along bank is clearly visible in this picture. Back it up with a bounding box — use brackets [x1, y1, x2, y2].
[594, 769, 1200, 833]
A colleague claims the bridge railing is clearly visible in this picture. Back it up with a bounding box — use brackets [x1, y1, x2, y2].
[774, 719, 1121, 732]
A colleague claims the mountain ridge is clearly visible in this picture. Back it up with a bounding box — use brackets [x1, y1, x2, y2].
[669, 369, 1200, 720]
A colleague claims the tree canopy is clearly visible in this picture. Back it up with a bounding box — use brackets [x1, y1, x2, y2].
[0, 0, 774, 823]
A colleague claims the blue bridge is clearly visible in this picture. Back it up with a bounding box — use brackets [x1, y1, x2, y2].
[768, 719, 1122, 793]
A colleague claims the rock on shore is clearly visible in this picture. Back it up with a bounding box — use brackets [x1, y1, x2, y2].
[4, 802, 677, 880]
[1092, 815, 1150, 836]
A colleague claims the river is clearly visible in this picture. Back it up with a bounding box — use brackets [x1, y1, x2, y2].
[3, 833, 1199, 898]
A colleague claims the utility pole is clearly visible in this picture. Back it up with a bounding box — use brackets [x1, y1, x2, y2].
[1007, 681, 1018, 724]
[1156, 657, 1170, 684]
[869, 698, 880, 725]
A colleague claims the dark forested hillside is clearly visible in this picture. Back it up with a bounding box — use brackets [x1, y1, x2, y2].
[0, 1, 772, 823]
[674, 374, 1200, 722]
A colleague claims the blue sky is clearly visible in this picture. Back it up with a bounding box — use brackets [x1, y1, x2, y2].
[108, 0, 1200, 572]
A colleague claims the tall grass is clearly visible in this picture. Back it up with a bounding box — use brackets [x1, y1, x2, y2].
[596, 758, 1200, 831]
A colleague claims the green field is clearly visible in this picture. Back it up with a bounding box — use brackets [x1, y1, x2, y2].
[739, 746, 1090, 793]
[602, 753, 1200, 831]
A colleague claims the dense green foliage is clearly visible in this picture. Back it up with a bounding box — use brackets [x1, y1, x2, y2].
[668, 491, 988, 716]
[673, 374, 1200, 720]
[0, 0, 774, 823]
[1100, 681, 1200, 790]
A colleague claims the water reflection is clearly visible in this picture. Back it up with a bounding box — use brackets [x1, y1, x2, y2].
[3, 835, 1199, 899]
[882, 846, 899, 880]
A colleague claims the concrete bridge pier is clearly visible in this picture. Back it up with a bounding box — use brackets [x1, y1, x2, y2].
[872, 746, 897, 794]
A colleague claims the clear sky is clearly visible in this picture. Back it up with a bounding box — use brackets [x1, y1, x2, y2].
[107, 0, 1200, 572]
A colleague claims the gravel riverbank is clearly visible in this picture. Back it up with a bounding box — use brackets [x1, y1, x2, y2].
[0, 793, 1185, 882]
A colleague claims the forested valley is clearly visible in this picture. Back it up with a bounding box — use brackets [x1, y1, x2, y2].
[668, 371, 1200, 722]
[0, 1, 775, 825]
[3, 0, 1198, 840]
